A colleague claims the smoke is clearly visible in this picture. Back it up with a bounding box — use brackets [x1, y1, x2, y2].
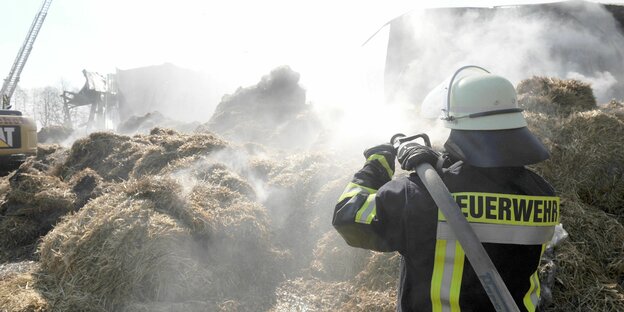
[566, 70, 618, 100]
[388, 1, 624, 107]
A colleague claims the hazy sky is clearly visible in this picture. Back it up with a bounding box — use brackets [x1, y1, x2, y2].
[0, 0, 621, 92]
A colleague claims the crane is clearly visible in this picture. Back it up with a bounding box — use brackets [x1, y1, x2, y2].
[1, 0, 53, 109]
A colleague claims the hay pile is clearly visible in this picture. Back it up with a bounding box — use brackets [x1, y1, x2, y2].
[517, 76, 597, 116]
[0, 131, 296, 310]
[35, 177, 284, 311]
[60, 128, 227, 181]
[203, 66, 322, 149]
[0, 159, 77, 261]
[518, 78, 624, 310]
[258, 152, 353, 270]
[0, 74, 622, 312]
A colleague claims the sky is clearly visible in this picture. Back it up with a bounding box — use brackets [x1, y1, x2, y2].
[1, 0, 621, 92]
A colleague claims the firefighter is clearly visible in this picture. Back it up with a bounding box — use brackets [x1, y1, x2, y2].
[332, 66, 559, 312]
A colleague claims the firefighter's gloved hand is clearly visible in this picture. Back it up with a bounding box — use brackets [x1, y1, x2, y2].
[363, 143, 396, 179]
[397, 141, 439, 171]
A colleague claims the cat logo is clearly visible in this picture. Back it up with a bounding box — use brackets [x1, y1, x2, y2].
[0, 127, 20, 148]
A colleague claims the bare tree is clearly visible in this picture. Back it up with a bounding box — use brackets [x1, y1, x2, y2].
[12, 86, 29, 112]
[34, 86, 64, 128]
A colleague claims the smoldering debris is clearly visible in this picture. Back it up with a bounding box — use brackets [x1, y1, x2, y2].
[61, 128, 228, 181]
[37, 125, 74, 144]
[0, 120, 353, 310]
[203, 66, 322, 149]
[0, 75, 623, 311]
[36, 177, 285, 311]
[117, 111, 201, 135]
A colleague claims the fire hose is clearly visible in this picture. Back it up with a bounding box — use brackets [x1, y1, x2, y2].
[391, 133, 521, 312]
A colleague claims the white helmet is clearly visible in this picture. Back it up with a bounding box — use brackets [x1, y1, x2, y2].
[422, 66, 549, 167]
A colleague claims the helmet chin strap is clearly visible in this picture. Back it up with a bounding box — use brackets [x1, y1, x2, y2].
[443, 108, 524, 121]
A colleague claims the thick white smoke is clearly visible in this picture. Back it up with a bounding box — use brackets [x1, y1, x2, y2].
[389, 1, 624, 106]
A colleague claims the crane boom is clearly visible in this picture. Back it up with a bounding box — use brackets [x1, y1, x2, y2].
[1, 0, 53, 109]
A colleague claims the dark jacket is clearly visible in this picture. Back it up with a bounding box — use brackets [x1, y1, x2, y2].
[333, 158, 559, 312]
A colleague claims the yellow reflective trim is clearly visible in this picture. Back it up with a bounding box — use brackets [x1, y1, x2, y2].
[523, 244, 547, 311]
[439, 192, 560, 226]
[523, 272, 538, 311]
[367, 154, 394, 179]
[431, 239, 446, 312]
[366, 200, 377, 224]
[450, 242, 465, 312]
[355, 194, 376, 224]
[337, 182, 376, 202]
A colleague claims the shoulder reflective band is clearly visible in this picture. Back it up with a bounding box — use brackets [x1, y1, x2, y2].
[437, 222, 555, 245]
[337, 182, 376, 203]
[439, 192, 560, 226]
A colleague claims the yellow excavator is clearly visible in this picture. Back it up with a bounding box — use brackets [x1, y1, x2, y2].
[0, 0, 52, 168]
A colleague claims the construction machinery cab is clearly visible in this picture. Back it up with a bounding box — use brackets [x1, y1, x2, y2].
[0, 109, 37, 168]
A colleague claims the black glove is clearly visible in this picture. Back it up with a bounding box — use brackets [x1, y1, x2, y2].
[363, 143, 396, 179]
[397, 141, 439, 171]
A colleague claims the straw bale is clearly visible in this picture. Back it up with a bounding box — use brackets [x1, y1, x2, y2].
[37, 176, 284, 310]
[190, 162, 256, 200]
[546, 200, 624, 309]
[0, 161, 75, 260]
[68, 168, 104, 209]
[131, 146, 178, 177]
[0, 216, 40, 249]
[174, 131, 228, 158]
[309, 231, 371, 281]
[521, 94, 624, 309]
[131, 129, 227, 178]
[61, 132, 148, 181]
[2, 164, 76, 227]
[531, 110, 624, 218]
[517, 77, 597, 116]
[0, 272, 48, 312]
[548, 241, 624, 311]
